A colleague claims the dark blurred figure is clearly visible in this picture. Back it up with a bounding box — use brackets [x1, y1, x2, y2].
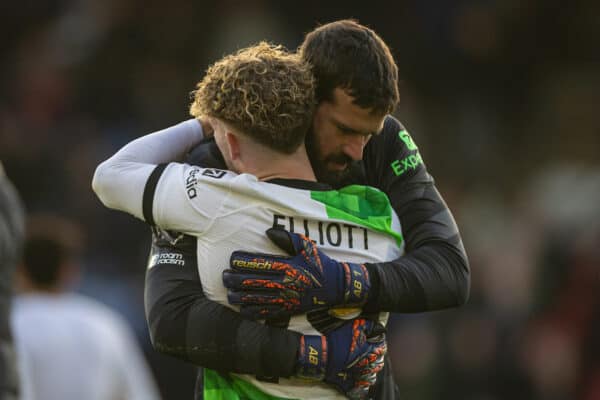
[11, 215, 161, 400]
[0, 163, 25, 400]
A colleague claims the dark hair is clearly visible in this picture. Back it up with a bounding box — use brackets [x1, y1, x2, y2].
[299, 19, 399, 115]
[22, 215, 83, 288]
[23, 236, 65, 287]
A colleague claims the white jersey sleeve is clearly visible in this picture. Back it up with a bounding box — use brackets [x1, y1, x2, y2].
[92, 119, 204, 221]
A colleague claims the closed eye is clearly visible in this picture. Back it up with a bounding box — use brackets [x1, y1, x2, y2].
[336, 123, 373, 137]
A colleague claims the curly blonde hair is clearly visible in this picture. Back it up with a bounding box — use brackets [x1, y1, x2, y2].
[190, 42, 316, 154]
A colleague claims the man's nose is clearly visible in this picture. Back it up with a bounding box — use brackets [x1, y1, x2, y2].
[343, 136, 368, 161]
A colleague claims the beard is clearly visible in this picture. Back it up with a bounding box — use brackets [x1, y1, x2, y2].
[305, 132, 360, 188]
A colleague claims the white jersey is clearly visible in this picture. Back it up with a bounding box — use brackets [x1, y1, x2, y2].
[145, 164, 404, 399]
[11, 293, 161, 400]
[92, 120, 405, 399]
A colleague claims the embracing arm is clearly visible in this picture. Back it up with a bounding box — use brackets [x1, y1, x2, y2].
[223, 117, 469, 316]
[146, 230, 384, 398]
[145, 231, 300, 376]
[362, 116, 470, 313]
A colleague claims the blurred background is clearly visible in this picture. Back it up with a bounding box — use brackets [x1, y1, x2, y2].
[2, 0, 599, 399]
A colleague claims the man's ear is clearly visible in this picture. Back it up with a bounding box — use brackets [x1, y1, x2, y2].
[225, 132, 240, 162]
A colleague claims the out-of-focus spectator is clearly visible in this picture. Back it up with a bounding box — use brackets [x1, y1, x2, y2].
[11, 215, 161, 400]
[0, 163, 25, 400]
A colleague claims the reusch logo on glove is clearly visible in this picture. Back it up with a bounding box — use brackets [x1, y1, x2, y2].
[232, 259, 273, 270]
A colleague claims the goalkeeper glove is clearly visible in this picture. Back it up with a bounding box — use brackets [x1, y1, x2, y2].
[223, 228, 371, 319]
[295, 318, 386, 400]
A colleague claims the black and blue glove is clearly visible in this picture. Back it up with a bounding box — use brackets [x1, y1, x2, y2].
[223, 228, 371, 319]
[296, 318, 387, 400]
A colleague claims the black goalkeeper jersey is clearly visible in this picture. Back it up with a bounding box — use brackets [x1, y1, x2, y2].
[144, 116, 470, 399]
[0, 165, 25, 400]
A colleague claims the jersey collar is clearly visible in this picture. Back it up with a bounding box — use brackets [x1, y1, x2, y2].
[266, 178, 332, 192]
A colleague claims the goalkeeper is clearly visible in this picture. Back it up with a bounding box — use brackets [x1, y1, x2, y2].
[142, 19, 470, 400]
[94, 42, 395, 399]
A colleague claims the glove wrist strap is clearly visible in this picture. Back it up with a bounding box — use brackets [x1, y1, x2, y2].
[295, 335, 327, 380]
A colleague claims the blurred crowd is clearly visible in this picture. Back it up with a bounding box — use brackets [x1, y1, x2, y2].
[1, 1, 599, 399]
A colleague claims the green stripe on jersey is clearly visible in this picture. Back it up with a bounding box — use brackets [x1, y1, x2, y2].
[310, 185, 403, 246]
[204, 369, 295, 400]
